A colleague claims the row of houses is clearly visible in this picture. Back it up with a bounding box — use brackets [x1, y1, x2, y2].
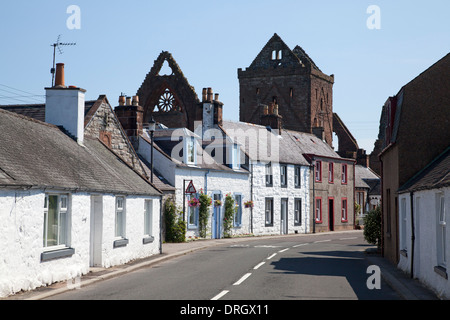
[0, 37, 381, 297]
[373, 53, 450, 299]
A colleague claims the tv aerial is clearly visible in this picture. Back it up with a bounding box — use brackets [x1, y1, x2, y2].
[50, 35, 76, 86]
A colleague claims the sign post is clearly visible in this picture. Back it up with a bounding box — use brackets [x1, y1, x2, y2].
[183, 180, 196, 223]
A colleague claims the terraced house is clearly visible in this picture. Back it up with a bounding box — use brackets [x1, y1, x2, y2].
[0, 65, 162, 298]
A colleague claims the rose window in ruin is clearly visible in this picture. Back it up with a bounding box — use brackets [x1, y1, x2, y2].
[155, 88, 179, 112]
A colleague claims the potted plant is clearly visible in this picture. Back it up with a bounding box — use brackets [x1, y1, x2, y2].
[214, 199, 222, 207]
[188, 197, 200, 207]
[244, 200, 254, 208]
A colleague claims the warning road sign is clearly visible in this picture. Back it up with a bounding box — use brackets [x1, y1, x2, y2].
[185, 181, 196, 194]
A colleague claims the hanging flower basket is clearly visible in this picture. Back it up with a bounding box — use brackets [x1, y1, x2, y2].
[188, 197, 200, 207]
[244, 200, 254, 208]
[214, 200, 222, 207]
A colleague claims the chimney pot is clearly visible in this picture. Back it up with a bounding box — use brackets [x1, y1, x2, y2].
[202, 88, 207, 102]
[207, 88, 213, 102]
[132, 95, 139, 106]
[55, 63, 65, 88]
[214, 93, 219, 101]
[126, 97, 132, 106]
[119, 95, 126, 106]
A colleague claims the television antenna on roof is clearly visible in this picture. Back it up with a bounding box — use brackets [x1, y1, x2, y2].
[50, 35, 76, 86]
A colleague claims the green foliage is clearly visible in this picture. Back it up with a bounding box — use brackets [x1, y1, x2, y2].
[363, 206, 382, 248]
[164, 198, 186, 243]
[223, 193, 236, 238]
[198, 191, 212, 238]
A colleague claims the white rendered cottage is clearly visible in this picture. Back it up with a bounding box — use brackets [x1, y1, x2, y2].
[0, 70, 161, 298]
[397, 147, 450, 299]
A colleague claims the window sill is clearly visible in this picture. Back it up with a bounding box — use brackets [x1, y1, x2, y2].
[434, 266, 448, 279]
[41, 247, 75, 262]
[143, 236, 154, 244]
[113, 238, 129, 248]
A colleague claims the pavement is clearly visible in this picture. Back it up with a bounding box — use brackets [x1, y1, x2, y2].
[3, 231, 440, 300]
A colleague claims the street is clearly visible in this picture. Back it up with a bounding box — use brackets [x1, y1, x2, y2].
[46, 231, 400, 300]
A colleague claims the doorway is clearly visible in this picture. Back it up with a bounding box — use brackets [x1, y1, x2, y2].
[328, 198, 334, 231]
[90, 195, 103, 267]
[281, 198, 288, 234]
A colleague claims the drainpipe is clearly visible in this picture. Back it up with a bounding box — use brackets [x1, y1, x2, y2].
[159, 194, 163, 254]
[250, 161, 254, 234]
[204, 170, 210, 193]
[410, 191, 415, 279]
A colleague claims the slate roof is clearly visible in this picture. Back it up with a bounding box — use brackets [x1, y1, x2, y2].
[0, 108, 161, 196]
[0, 100, 97, 122]
[221, 120, 342, 165]
[398, 147, 450, 193]
[355, 165, 381, 195]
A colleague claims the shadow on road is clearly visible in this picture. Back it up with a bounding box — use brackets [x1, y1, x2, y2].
[270, 250, 400, 300]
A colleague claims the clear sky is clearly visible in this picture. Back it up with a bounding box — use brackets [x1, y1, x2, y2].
[1, 1, 449, 153]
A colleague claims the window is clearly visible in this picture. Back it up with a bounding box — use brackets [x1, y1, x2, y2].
[265, 163, 273, 187]
[43, 194, 69, 248]
[115, 196, 126, 238]
[185, 136, 196, 164]
[315, 161, 322, 182]
[265, 198, 274, 226]
[315, 198, 322, 223]
[294, 198, 302, 226]
[144, 200, 153, 237]
[341, 164, 348, 184]
[400, 198, 407, 252]
[356, 191, 365, 215]
[234, 194, 242, 227]
[328, 162, 334, 183]
[341, 198, 348, 222]
[232, 144, 240, 169]
[188, 194, 199, 228]
[436, 194, 446, 268]
[280, 164, 287, 188]
[294, 166, 301, 188]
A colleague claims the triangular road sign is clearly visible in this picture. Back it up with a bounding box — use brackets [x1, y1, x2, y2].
[185, 181, 196, 194]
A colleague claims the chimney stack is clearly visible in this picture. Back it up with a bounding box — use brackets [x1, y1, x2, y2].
[45, 63, 86, 145]
[260, 102, 282, 131]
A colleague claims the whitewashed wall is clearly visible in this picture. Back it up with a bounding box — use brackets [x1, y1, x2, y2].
[398, 187, 450, 299]
[251, 161, 310, 236]
[0, 190, 160, 298]
[174, 167, 251, 239]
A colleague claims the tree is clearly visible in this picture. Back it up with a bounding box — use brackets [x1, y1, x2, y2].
[198, 190, 212, 238]
[363, 206, 381, 248]
[223, 193, 236, 238]
[164, 198, 186, 243]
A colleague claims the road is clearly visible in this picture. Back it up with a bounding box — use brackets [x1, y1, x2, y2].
[46, 232, 400, 301]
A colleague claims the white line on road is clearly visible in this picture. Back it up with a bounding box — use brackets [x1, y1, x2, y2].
[293, 243, 309, 247]
[267, 253, 277, 260]
[233, 273, 252, 286]
[339, 237, 357, 240]
[253, 262, 265, 270]
[314, 239, 331, 243]
[211, 290, 229, 300]
[278, 248, 289, 253]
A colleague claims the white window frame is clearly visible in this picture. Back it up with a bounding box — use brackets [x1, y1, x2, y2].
[294, 198, 302, 226]
[43, 194, 70, 249]
[234, 194, 243, 227]
[144, 199, 153, 237]
[280, 164, 287, 187]
[265, 198, 274, 226]
[115, 196, 126, 238]
[436, 193, 446, 268]
[187, 193, 199, 229]
[185, 136, 196, 165]
[265, 162, 273, 186]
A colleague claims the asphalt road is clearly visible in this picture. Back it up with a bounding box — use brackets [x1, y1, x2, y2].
[47, 232, 400, 300]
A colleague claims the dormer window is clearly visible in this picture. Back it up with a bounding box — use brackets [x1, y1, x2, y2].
[228, 143, 240, 170]
[185, 136, 196, 165]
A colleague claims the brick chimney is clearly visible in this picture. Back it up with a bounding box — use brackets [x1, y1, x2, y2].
[45, 63, 86, 145]
[260, 102, 282, 132]
[114, 94, 144, 149]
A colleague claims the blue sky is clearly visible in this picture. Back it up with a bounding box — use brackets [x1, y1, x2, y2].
[1, 1, 449, 153]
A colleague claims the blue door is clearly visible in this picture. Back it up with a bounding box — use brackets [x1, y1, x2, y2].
[212, 193, 222, 239]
